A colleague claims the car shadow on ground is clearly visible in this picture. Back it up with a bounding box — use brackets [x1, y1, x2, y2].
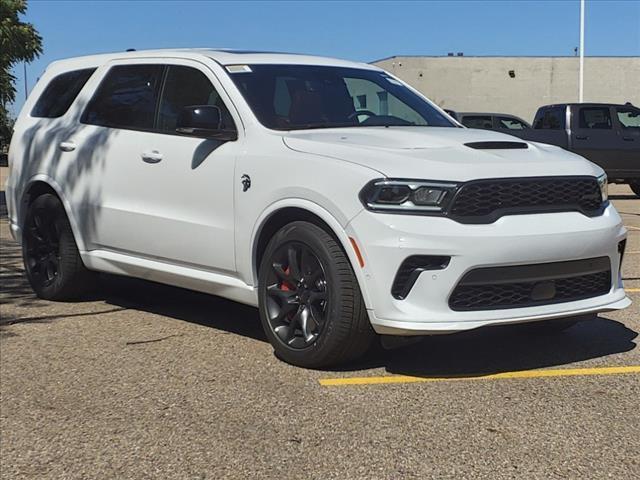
[71, 277, 640, 377]
[96, 273, 637, 377]
[609, 194, 638, 201]
[1, 235, 637, 377]
[350, 317, 637, 377]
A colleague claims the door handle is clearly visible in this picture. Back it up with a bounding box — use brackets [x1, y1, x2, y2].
[59, 141, 76, 152]
[575, 135, 588, 140]
[622, 137, 634, 141]
[141, 150, 163, 163]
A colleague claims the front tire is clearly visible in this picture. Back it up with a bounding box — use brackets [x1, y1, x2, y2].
[258, 221, 375, 368]
[22, 194, 94, 300]
[629, 180, 640, 197]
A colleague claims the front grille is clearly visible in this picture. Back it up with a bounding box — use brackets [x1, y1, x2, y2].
[449, 257, 611, 311]
[448, 176, 604, 223]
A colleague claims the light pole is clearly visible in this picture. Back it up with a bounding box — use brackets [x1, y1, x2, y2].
[579, 0, 585, 103]
[24, 62, 28, 100]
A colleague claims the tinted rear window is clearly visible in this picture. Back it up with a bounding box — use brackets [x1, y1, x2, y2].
[578, 107, 612, 129]
[533, 107, 565, 130]
[461, 116, 493, 129]
[81, 64, 164, 130]
[496, 116, 529, 130]
[31, 69, 96, 118]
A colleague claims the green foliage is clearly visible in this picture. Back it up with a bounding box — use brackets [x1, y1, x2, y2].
[0, 0, 42, 147]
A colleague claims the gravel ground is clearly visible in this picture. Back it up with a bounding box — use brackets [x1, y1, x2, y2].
[1, 184, 638, 479]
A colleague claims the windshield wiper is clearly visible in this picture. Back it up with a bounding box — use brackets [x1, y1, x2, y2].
[286, 122, 356, 131]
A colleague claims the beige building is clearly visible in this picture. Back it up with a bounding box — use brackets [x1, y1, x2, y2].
[371, 56, 640, 123]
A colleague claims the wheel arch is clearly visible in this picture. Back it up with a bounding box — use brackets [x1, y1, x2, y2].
[20, 175, 88, 252]
[251, 202, 372, 309]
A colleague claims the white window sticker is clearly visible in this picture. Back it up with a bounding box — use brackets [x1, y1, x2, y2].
[226, 65, 253, 73]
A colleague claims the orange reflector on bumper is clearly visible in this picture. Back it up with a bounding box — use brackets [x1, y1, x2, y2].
[349, 237, 365, 268]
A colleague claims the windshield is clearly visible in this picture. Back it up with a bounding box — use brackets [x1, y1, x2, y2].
[228, 64, 456, 130]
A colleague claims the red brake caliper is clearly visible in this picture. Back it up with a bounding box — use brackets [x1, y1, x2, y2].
[279, 267, 296, 320]
[280, 266, 292, 291]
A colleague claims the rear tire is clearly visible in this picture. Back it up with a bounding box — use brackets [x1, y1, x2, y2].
[258, 221, 375, 368]
[629, 180, 640, 197]
[22, 194, 94, 300]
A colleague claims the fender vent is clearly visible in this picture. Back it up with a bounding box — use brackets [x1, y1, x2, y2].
[465, 141, 528, 150]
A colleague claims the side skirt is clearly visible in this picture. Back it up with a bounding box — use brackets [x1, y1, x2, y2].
[81, 249, 259, 307]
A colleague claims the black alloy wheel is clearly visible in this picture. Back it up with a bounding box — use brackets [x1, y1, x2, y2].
[22, 194, 94, 300]
[258, 221, 375, 368]
[24, 206, 61, 289]
[264, 241, 329, 349]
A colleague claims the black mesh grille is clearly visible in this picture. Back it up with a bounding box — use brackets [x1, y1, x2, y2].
[449, 270, 611, 311]
[449, 177, 603, 223]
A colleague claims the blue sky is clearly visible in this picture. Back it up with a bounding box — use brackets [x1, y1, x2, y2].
[10, 0, 640, 115]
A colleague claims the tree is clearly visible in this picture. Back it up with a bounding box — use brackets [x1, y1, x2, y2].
[0, 0, 42, 148]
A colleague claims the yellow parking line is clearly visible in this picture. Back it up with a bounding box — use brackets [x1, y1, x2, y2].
[626, 288, 640, 293]
[319, 365, 640, 387]
[626, 225, 640, 231]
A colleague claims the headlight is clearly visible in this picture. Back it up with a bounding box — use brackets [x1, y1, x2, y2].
[597, 173, 608, 202]
[360, 179, 458, 213]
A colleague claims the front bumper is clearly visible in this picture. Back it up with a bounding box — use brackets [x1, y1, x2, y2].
[347, 205, 630, 335]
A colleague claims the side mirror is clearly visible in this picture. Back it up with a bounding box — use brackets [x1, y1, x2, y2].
[176, 105, 237, 141]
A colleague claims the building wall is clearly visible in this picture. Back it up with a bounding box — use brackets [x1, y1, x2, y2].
[372, 56, 640, 123]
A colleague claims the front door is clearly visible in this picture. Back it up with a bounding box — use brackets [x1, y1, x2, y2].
[75, 60, 239, 273]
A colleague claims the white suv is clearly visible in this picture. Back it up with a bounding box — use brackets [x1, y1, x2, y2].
[6, 49, 630, 367]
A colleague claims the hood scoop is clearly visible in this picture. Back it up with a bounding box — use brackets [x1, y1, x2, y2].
[465, 141, 528, 150]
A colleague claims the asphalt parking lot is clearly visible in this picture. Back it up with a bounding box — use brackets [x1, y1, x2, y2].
[1, 183, 639, 479]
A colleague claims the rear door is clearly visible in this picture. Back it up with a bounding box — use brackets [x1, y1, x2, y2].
[570, 106, 619, 171]
[512, 106, 568, 146]
[611, 105, 640, 179]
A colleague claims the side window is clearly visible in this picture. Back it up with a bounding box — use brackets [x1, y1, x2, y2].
[533, 108, 565, 130]
[461, 115, 493, 129]
[497, 116, 528, 130]
[579, 107, 612, 129]
[616, 107, 640, 129]
[82, 64, 163, 130]
[158, 65, 235, 132]
[273, 77, 292, 117]
[31, 69, 96, 118]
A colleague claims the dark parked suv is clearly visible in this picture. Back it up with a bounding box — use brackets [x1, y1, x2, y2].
[510, 103, 640, 196]
[445, 110, 531, 132]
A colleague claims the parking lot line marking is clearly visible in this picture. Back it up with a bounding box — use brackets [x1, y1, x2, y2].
[626, 225, 640, 231]
[318, 365, 640, 387]
[626, 288, 640, 292]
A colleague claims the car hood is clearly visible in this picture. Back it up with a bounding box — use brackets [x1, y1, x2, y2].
[282, 127, 603, 181]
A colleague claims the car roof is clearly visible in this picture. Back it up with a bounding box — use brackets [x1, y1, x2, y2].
[45, 48, 382, 73]
[457, 112, 530, 123]
[539, 103, 636, 109]
[458, 112, 523, 117]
